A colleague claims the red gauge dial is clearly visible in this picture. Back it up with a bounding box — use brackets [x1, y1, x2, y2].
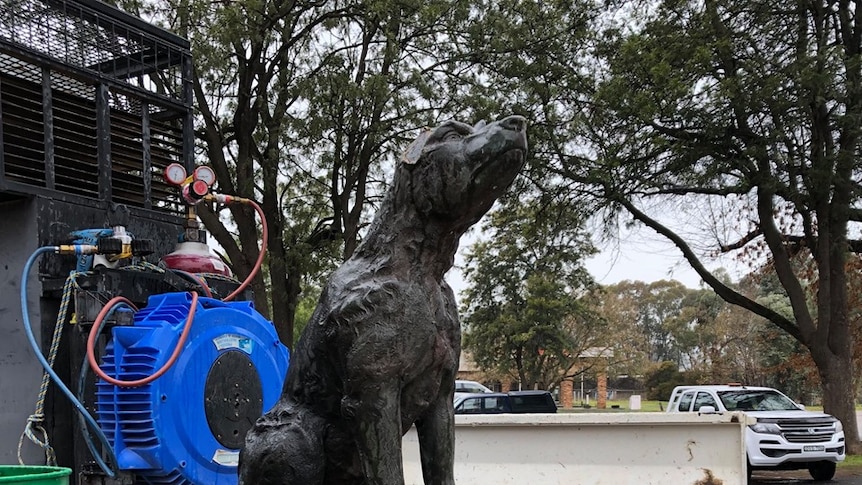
[164, 163, 187, 186]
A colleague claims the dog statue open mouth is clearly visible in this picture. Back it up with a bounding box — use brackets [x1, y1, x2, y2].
[239, 116, 527, 485]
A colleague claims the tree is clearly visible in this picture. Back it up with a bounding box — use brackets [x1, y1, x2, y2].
[600, 280, 694, 367]
[670, 285, 726, 372]
[461, 196, 602, 391]
[643, 361, 703, 401]
[460, 0, 862, 451]
[117, 0, 351, 347]
[125, 0, 485, 347]
[708, 298, 771, 386]
[592, 281, 652, 379]
[848, 256, 862, 400]
[597, 279, 730, 387]
[496, 0, 862, 451]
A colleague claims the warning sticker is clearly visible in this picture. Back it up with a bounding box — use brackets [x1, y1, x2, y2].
[213, 334, 253, 354]
[212, 449, 239, 466]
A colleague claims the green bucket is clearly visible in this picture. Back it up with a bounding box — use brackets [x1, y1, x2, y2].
[0, 466, 71, 485]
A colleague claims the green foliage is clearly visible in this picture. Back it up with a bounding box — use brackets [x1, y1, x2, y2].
[643, 361, 703, 401]
[461, 197, 600, 390]
[124, 0, 501, 348]
[292, 286, 322, 343]
[597, 280, 739, 388]
[461, 0, 862, 448]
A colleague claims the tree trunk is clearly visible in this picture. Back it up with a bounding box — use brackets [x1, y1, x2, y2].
[811, 344, 860, 454]
[269, 237, 304, 350]
[267, 233, 292, 349]
[268, 269, 300, 351]
[231, 203, 269, 319]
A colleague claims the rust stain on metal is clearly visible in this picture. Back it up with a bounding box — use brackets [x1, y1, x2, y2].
[692, 468, 723, 485]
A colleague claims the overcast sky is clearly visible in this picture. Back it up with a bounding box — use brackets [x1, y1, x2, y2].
[446, 225, 750, 304]
[584, 235, 705, 288]
[445, 238, 701, 304]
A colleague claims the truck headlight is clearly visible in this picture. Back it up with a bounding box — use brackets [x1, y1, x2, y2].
[750, 422, 782, 434]
[834, 420, 843, 432]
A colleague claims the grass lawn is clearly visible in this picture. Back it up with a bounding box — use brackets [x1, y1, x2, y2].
[559, 399, 665, 412]
[841, 455, 862, 468]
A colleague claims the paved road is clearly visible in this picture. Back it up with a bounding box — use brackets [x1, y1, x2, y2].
[751, 472, 862, 484]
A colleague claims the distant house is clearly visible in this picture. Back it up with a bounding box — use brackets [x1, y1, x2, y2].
[456, 350, 485, 382]
[456, 351, 509, 392]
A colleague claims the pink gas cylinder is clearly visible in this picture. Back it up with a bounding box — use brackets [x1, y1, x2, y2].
[160, 241, 232, 277]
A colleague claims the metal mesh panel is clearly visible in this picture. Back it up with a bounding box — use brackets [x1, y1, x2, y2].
[0, 0, 186, 104]
[0, 52, 96, 98]
[0, 0, 190, 215]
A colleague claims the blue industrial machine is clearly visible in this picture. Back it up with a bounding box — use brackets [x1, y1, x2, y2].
[97, 293, 289, 485]
[19, 242, 289, 485]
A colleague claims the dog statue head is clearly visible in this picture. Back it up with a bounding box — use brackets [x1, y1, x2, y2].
[395, 115, 527, 229]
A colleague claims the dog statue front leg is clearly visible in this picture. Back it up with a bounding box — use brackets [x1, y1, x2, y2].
[352, 381, 406, 485]
[415, 391, 456, 485]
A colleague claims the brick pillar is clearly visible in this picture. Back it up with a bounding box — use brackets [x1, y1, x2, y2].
[560, 379, 573, 408]
[597, 371, 607, 409]
[500, 381, 512, 392]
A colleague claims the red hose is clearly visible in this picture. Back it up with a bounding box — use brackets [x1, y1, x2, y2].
[87, 292, 199, 387]
[224, 199, 268, 302]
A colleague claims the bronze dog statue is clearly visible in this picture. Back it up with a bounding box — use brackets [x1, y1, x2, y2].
[239, 115, 527, 485]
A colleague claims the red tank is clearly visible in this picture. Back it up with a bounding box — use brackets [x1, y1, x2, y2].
[160, 241, 232, 277]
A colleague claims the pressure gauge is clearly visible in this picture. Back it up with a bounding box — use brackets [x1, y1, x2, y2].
[194, 165, 216, 187]
[183, 179, 210, 203]
[164, 163, 187, 186]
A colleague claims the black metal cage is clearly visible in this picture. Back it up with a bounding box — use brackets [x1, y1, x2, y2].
[0, 0, 192, 214]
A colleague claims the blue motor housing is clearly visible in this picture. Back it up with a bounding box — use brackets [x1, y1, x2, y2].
[96, 292, 289, 485]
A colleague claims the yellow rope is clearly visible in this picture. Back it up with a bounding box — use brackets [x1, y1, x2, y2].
[17, 262, 175, 463]
[18, 272, 78, 465]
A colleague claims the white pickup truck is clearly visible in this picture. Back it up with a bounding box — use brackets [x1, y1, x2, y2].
[666, 384, 845, 481]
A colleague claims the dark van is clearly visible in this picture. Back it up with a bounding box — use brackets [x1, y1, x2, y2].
[453, 390, 557, 414]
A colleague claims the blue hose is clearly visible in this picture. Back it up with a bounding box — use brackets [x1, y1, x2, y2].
[21, 246, 117, 477]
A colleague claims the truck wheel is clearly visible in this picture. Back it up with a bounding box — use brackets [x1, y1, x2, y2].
[808, 461, 836, 481]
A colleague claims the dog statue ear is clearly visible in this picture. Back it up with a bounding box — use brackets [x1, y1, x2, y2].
[473, 119, 486, 130]
[400, 129, 432, 165]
